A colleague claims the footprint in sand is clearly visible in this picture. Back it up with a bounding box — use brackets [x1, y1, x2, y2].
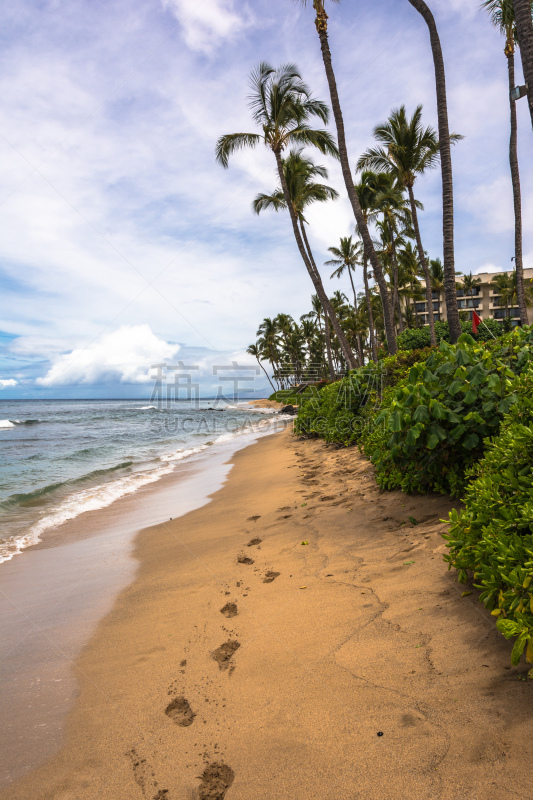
[247, 537, 262, 546]
[220, 602, 238, 618]
[165, 696, 195, 727]
[127, 748, 166, 798]
[247, 515, 261, 521]
[277, 506, 291, 511]
[237, 554, 254, 565]
[212, 640, 240, 671]
[263, 571, 280, 583]
[319, 495, 336, 502]
[198, 763, 235, 800]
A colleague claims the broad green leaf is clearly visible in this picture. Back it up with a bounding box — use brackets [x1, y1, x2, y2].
[448, 380, 463, 396]
[413, 405, 430, 423]
[462, 433, 479, 450]
[389, 409, 403, 432]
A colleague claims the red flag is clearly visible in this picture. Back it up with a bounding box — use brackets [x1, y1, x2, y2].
[472, 309, 481, 334]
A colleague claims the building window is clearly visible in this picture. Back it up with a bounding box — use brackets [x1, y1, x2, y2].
[415, 302, 426, 313]
[493, 307, 520, 319]
[432, 301, 439, 312]
[431, 291, 439, 300]
[457, 287, 480, 298]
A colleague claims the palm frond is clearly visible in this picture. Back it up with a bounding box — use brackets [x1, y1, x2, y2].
[215, 132, 261, 168]
[288, 126, 339, 158]
[252, 191, 286, 214]
[356, 147, 394, 174]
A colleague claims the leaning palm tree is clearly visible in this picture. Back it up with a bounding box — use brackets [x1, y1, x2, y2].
[358, 106, 460, 346]
[216, 63, 358, 369]
[246, 343, 276, 392]
[252, 149, 347, 376]
[406, 0, 462, 343]
[512, 0, 533, 128]
[293, 0, 397, 355]
[482, 0, 529, 325]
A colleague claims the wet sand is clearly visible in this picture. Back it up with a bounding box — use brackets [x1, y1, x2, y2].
[2, 430, 532, 800]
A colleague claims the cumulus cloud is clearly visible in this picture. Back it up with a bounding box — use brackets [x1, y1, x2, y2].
[162, 0, 253, 52]
[0, 379, 17, 388]
[37, 325, 180, 387]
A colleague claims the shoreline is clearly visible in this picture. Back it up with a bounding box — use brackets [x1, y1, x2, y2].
[2, 431, 532, 799]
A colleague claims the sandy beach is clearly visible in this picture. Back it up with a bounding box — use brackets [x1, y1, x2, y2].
[2, 428, 532, 800]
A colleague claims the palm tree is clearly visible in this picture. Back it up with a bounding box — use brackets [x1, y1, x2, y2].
[429, 258, 444, 319]
[512, 0, 533, 128]
[373, 176, 413, 333]
[301, 293, 335, 379]
[294, 0, 397, 355]
[246, 343, 276, 392]
[252, 148, 353, 375]
[358, 106, 461, 346]
[399, 241, 425, 323]
[406, 0, 462, 343]
[216, 63, 358, 369]
[492, 272, 515, 318]
[354, 171, 392, 362]
[461, 272, 482, 299]
[482, 0, 529, 325]
[325, 236, 365, 365]
[326, 236, 361, 309]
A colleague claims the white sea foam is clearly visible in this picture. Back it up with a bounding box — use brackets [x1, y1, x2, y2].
[0, 414, 292, 565]
[0, 463, 174, 564]
[159, 445, 210, 463]
[0, 420, 16, 429]
[139, 405, 158, 410]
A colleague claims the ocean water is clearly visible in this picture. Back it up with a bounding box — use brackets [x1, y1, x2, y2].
[0, 399, 284, 564]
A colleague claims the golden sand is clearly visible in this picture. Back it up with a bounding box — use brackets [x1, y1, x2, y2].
[3, 431, 531, 800]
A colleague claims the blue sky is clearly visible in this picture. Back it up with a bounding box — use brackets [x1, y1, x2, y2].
[0, 0, 531, 398]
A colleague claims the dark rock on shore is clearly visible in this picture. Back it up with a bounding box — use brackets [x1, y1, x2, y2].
[280, 405, 297, 415]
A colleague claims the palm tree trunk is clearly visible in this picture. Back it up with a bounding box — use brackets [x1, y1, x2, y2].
[407, 185, 436, 345]
[323, 315, 336, 380]
[507, 47, 528, 325]
[346, 267, 365, 364]
[256, 357, 276, 392]
[313, 6, 397, 355]
[273, 148, 357, 369]
[513, 0, 533, 129]
[300, 222, 336, 379]
[363, 249, 378, 362]
[407, 0, 461, 343]
[387, 219, 404, 334]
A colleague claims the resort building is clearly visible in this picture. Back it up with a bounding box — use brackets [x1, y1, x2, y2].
[408, 268, 533, 326]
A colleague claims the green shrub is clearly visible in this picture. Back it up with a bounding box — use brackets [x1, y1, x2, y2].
[397, 319, 505, 351]
[443, 368, 533, 666]
[294, 366, 383, 445]
[362, 328, 533, 496]
[294, 349, 433, 446]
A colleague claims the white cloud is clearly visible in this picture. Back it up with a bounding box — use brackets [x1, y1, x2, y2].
[0, 379, 17, 388]
[162, 0, 252, 52]
[37, 325, 180, 386]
